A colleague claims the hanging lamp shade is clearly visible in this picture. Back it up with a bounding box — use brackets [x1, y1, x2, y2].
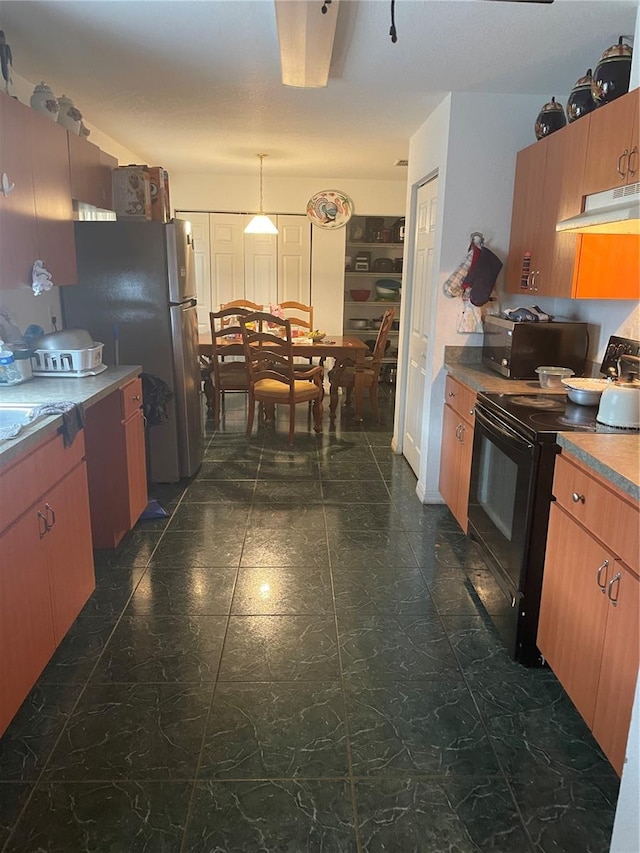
[244, 154, 278, 234]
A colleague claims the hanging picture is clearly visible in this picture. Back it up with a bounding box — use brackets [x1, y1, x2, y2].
[306, 190, 354, 229]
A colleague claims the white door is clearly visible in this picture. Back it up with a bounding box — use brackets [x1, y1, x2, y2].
[403, 176, 438, 476]
[277, 214, 311, 304]
[244, 228, 277, 307]
[186, 212, 212, 334]
[209, 213, 246, 308]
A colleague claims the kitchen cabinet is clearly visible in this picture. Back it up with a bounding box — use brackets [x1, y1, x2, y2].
[582, 87, 639, 195]
[0, 430, 95, 737]
[438, 374, 476, 533]
[30, 109, 78, 285]
[344, 215, 403, 367]
[505, 118, 589, 298]
[84, 376, 148, 548]
[68, 133, 117, 209]
[572, 234, 640, 300]
[537, 452, 639, 775]
[0, 93, 38, 289]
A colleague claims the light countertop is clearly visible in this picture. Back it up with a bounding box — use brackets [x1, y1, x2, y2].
[0, 366, 141, 469]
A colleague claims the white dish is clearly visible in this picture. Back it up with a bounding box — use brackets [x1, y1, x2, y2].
[561, 378, 610, 392]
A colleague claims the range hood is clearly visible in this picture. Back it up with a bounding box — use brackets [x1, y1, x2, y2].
[556, 183, 640, 234]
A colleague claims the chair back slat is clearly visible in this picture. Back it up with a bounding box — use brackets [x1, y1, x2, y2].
[240, 311, 296, 391]
[278, 301, 314, 334]
[220, 299, 263, 327]
[370, 308, 396, 376]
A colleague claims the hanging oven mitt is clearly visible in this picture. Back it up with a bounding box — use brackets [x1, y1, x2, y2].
[467, 246, 503, 306]
[442, 233, 483, 298]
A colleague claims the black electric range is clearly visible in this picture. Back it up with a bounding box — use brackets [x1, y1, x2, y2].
[465, 334, 639, 666]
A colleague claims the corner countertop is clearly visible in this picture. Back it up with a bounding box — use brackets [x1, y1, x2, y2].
[0, 365, 142, 469]
[443, 347, 639, 502]
[557, 433, 640, 502]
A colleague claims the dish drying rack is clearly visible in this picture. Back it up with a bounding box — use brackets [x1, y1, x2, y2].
[31, 343, 107, 377]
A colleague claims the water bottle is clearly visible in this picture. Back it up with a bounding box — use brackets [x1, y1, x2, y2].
[0, 340, 21, 384]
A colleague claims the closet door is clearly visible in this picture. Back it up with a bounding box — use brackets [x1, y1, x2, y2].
[244, 229, 277, 306]
[186, 212, 212, 333]
[277, 214, 311, 304]
[210, 213, 246, 308]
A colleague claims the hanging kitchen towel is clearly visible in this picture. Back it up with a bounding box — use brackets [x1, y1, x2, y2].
[456, 295, 484, 334]
[466, 246, 503, 306]
[31, 401, 85, 447]
[442, 233, 483, 298]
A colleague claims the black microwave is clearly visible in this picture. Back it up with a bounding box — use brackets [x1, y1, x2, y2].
[482, 316, 589, 379]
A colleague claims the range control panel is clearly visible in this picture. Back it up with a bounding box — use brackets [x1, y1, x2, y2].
[600, 335, 640, 379]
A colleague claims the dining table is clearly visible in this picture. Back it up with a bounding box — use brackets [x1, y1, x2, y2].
[198, 332, 371, 421]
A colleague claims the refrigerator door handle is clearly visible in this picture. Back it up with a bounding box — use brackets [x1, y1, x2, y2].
[170, 298, 198, 309]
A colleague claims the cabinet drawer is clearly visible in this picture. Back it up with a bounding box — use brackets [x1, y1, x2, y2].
[0, 430, 85, 531]
[120, 377, 143, 421]
[444, 375, 476, 424]
[553, 453, 639, 575]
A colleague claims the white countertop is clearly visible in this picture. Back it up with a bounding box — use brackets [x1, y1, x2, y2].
[0, 365, 141, 469]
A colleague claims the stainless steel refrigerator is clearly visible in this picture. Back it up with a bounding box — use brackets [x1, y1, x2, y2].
[61, 219, 204, 483]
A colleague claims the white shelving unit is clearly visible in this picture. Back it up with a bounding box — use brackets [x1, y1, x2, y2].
[343, 215, 404, 372]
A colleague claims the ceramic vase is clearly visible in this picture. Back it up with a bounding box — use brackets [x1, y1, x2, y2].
[567, 69, 596, 123]
[592, 37, 632, 106]
[30, 82, 59, 122]
[534, 97, 567, 141]
[56, 95, 82, 134]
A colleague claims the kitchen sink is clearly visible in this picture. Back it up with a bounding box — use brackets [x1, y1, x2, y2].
[0, 403, 42, 438]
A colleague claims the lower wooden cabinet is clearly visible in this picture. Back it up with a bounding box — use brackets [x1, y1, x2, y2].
[537, 452, 640, 775]
[0, 433, 95, 737]
[84, 377, 148, 548]
[438, 375, 476, 532]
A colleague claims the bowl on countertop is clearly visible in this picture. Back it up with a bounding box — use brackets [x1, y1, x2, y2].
[349, 289, 371, 302]
[561, 377, 609, 406]
[536, 366, 574, 389]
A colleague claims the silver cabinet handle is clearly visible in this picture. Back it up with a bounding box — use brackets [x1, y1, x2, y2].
[1, 172, 16, 197]
[45, 502, 56, 529]
[572, 492, 585, 504]
[628, 145, 638, 176]
[459, 424, 465, 442]
[596, 559, 609, 593]
[133, 394, 141, 402]
[608, 572, 621, 606]
[37, 509, 48, 539]
[617, 149, 629, 179]
[448, 390, 456, 398]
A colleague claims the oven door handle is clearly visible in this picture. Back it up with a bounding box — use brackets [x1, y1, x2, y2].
[474, 407, 534, 453]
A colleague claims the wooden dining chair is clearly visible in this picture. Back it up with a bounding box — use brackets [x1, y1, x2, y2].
[328, 307, 396, 423]
[278, 301, 314, 335]
[205, 306, 252, 427]
[239, 311, 324, 445]
[219, 299, 263, 327]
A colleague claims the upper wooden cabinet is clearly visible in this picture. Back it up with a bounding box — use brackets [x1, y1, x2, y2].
[505, 120, 590, 299]
[582, 88, 639, 195]
[30, 110, 78, 285]
[506, 88, 640, 301]
[68, 134, 117, 209]
[0, 94, 38, 289]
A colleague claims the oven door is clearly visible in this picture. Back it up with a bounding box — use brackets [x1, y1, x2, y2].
[467, 405, 539, 600]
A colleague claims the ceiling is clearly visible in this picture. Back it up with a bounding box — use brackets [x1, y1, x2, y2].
[0, 0, 637, 181]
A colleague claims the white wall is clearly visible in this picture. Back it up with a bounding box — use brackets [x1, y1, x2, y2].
[400, 91, 548, 500]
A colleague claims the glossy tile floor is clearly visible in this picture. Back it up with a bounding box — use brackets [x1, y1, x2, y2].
[0, 388, 620, 852]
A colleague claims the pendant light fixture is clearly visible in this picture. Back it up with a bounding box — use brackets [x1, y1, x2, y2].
[244, 154, 278, 234]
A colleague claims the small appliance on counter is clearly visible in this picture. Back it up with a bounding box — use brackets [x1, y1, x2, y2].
[482, 315, 589, 379]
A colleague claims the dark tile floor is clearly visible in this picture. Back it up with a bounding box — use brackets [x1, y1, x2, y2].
[0, 388, 620, 852]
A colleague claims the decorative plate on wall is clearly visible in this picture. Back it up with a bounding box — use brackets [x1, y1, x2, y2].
[306, 190, 354, 229]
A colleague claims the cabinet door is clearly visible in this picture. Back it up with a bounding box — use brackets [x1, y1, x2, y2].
[44, 462, 95, 644]
[188, 212, 213, 333]
[572, 233, 640, 300]
[277, 214, 311, 304]
[439, 404, 463, 528]
[456, 419, 474, 535]
[68, 134, 115, 208]
[592, 561, 640, 775]
[245, 230, 277, 306]
[123, 409, 148, 528]
[535, 117, 589, 297]
[0, 508, 56, 736]
[505, 139, 548, 293]
[537, 503, 611, 728]
[30, 110, 78, 286]
[582, 88, 639, 195]
[0, 94, 37, 289]
[209, 213, 246, 307]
